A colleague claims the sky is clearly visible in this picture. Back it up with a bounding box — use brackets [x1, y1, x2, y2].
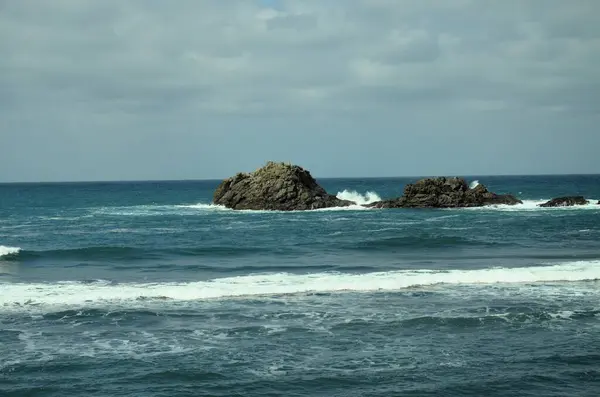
[1, 0, 599, 182]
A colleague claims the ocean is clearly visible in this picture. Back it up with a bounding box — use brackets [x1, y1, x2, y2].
[1, 175, 600, 396]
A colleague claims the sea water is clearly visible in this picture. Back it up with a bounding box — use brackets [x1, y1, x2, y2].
[1, 175, 600, 396]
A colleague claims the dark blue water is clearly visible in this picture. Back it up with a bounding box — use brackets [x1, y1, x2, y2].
[1, 175, 600, 396]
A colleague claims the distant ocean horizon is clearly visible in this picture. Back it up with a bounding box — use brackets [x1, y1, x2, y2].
[2, 174, 600, 396]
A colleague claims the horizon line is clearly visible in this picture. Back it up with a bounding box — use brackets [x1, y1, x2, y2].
[1, 172, 599, 185]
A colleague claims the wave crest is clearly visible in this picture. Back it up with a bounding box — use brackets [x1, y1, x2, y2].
[0, 245, 21, 258]
[336, 190, 381, 205]
[1, 261, 598, 310]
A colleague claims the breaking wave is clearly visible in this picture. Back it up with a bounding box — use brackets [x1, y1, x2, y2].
[469, 199, 600, 212]
[0, 245, 21, 258]
[469, 180, 480, 189]
[335, 190, 381, 205]
[1, 261, 598, 310]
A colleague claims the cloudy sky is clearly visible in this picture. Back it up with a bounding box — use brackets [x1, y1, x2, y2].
[1, 0, 599, 182]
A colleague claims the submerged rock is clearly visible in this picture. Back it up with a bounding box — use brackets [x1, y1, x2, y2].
[538, 196, 589, 208]
[367, 177, 522, 209]
[213, 161, 354, 211]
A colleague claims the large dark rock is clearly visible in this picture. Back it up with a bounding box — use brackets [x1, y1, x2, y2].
[213, 161, 354, 211]
[538, 196, 589, 207]
[366, 177, 522, 209]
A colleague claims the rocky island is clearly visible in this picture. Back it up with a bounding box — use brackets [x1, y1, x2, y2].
[213, 161, 353, 211]
[538, 196, 589, 207]
[213, 162, 525, 211]
[366, 177, 522, 208]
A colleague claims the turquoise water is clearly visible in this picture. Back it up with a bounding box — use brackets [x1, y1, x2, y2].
[1, 175, 600, 396]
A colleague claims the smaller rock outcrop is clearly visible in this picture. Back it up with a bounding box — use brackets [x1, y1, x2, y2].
[367, 177, 521, 209]
[538, 196, 589, 207]
[213, 161, 354, 211]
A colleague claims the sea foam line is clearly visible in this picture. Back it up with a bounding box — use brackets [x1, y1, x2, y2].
[94, 196, 599, 216]
[466, 199, 600, 212]
[1, 261, 598, 309]
[89, 189, 384, 216]
[181, 190, 383, 212]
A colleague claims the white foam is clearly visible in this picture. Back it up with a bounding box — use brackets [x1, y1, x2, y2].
[92, 194, 598, 216]
[92, 203, 229, 217]
[1, 261, 598, 310]
[0, 245, 21, 258]
[312, 204, 371, 212]
[336, 190, 382, 205]
[469, 199, 600, 212]
[176, 203, 229, 211]
[94, 201, 373, 216]
[469, 180, 480, 189]
[185, 201, 373, 213]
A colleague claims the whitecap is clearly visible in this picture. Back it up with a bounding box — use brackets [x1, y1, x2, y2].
[336, 190, 381, 205]
[0, 245, 21, 258]
[1, 260, 599, 311]
[468, 199, 600, 212]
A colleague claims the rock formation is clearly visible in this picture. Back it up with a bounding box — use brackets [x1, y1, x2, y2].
[538, 196, 589, 207]
[213, 161, 354, 211]
[367, 177, 522, 209]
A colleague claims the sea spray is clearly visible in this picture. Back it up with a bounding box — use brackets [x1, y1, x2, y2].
[336, 190, 381, 205]
[0, 245, 21, 258]
[469, 180, 480, 189]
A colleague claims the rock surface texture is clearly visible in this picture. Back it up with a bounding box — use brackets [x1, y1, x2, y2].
[538, 196, 589, 207]
[213, 162, 354, 211]
[367, 177, 522, 209]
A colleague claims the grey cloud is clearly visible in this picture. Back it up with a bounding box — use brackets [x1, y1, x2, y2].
[0, 0, 598, 181]
[266, 13, 317, 31]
